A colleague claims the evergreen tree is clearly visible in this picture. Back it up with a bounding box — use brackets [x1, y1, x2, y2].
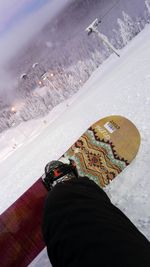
[145, 0, 150, 13]
[117, 11, 139, 46]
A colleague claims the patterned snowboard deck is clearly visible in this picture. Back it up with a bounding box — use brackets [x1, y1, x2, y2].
[0, 115, 140, 267]
[62, 115, 140, 187]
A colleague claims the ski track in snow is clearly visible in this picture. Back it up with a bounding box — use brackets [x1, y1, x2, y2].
[0, 24, 150, 266]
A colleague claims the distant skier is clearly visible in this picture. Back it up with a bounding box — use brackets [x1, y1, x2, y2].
[42, 160, 150, 267]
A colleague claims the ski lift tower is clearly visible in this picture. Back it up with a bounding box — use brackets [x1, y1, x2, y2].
[85, 18, 120, 57]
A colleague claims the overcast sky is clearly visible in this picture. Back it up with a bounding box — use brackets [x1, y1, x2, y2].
[0, 0, 49, 37]
[0, 0, 71, 66]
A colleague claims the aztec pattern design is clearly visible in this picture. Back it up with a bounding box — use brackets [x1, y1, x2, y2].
[64, 128, 129, 187]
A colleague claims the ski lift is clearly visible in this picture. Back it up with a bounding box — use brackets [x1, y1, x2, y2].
[20, 73, 28, 80]
[85, 18, 120, 57]
[85, 18, 101, 35]
[32, 62, 39, 68]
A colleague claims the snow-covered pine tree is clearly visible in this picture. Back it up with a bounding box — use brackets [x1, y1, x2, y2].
[145, 0, 150, 14]
[135, 17, 146, 32]
[145, 0, 150, 22]
[112, 28, 124, 49]
[117, 11, 139, 46]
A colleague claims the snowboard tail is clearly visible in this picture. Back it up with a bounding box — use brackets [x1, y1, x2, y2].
[0, 181, 47, 267]
[0, 115, 140, 267]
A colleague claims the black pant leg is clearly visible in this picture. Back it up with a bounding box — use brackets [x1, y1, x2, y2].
[42, 177, 150, 267]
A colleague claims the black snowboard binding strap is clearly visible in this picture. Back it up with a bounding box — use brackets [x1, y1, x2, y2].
[42, 159, 78, 191]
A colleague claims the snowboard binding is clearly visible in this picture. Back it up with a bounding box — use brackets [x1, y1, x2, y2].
[42, 159, 78, 191]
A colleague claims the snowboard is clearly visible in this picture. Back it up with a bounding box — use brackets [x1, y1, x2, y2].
[0, 115, 140, 267]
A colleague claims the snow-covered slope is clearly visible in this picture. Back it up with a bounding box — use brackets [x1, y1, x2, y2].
[0, 24, 150, 266]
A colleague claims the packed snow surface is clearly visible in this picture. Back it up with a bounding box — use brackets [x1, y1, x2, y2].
[0, 24, 150, 266]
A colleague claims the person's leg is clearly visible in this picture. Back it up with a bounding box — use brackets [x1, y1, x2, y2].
[42, 177, 150, 267]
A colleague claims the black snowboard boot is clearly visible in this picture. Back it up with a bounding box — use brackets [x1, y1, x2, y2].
[42, 159, 78, 190]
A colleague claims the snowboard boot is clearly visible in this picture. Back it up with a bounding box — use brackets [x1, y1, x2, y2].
[42, 159, 78, 191]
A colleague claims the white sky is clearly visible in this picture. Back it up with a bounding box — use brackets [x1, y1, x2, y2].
[0, 0, 71, 66]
